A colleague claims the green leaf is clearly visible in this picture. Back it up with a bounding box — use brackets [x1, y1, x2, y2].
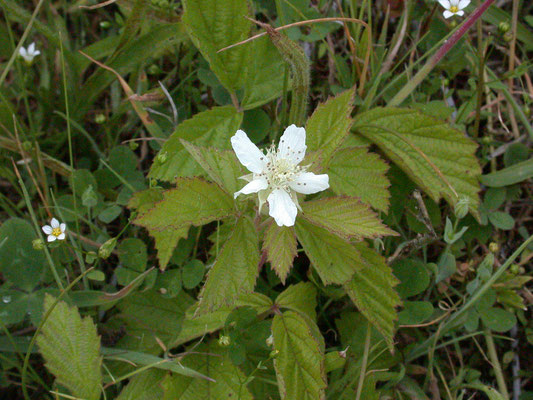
[0, 218, 48, 291]
[295, 218, 361, 285]
[150, 106, 243, 182]
[117, 370, 166, 400]
[118, 238, 147, 272]
[272, 311, 327, 400]
[182, 0, 250, 92]
[392, 259, 430, 298]
[480, 158, 533, 187]
[196, 216, 260, 314]
[398, 301, 434, 325]
[37, 295, 102, 400]
[353, 107, 481, 217]
[161, 342, 253, 399]
[180, 139, 244, 194]
[181, 260, 205, 289]
[301, 197, 397, 240]
[263, 222, 297, 284]
[488, 211, 515, 230]
[276, 282, 317, 322]
[241, 36, 285, 109]
[343, 244, 401, 349]
[328, 147, 391, 212]
[480, 307, 517, 332]
[306, 87, 355, 168]
[133, 178, 236, 269]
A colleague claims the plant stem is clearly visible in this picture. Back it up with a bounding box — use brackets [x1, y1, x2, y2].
[484, 328, 510, 399]
[389, 0, 495, 106]
[355, 323, 372, 400]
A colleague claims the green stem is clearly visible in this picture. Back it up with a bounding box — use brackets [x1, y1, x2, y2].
[355, 323, 372, 400]
[484, 328, 509, 399]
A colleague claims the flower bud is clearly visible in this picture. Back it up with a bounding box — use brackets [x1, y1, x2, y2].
[156, 151, 168, 164]
[32, 238, 45, 250]
[269, 349, 279, 359]
[218, 335, 231, 347]
[129, 141, 139, 151]
[503, 32, 513, 42]
[489, 242, 499, 253]
[95, 114, 106, 124]
[498, 22, 510, 33]
[266, 335, 274, 347]
[454, 197, 470, 219]
[509, 263, 519, 275]
[98, 237, 117, 259]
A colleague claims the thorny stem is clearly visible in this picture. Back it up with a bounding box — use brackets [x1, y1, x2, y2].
[389, 0, 496, 106]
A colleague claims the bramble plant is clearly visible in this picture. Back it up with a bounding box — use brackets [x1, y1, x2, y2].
[0, 0, 532, 399]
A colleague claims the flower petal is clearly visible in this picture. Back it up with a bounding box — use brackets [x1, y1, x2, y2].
[28, 43, 35, 53]
[234, 177, 268, 199]
[458, 0, 470, 8]
[51, 218, 59, 228]
[278, 125, 306, 164]
[60, 223, 67, 232]
[47, 235, 57, 242]
[34, 50, 41, 56]
[231, 130, 266, 174]
[438, 0, 451, 8]
[57, 233, 66, 240]
[456, 10, 464, 16]
[289, 172, 329, 194]
[42, 225, 53, 235]
[19, 47, 27, 57]
[267, 189, 298, 227]
[443, 10, 454, 18]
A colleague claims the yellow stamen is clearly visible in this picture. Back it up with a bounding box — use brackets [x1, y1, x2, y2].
[52, 227, 62, 237]
[449, 5, 459, 13]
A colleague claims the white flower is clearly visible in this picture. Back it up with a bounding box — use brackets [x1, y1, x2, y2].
[231, 125, 329, 227]
[438, 0, 470, 18]
[19, 42, 40, 64]
[42, 218, 67, 242]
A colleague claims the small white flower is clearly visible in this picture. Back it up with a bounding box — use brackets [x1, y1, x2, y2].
[19, 42, 41, 64]
[438, 0, 470, 18]
[42, 218, 67, 242]
[231, 125, 329, 227]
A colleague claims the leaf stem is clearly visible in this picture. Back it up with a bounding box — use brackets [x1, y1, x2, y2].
[484, 328, 510, 399]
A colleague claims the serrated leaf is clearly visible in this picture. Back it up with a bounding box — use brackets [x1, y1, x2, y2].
[37, 295, 102, 400]
[182, 0, 250, 92]
[343, 244, 401, 350]
[133, 178, 236, 269]
[150, 106, 243, 182]
[276, 282, 317, 321]
[328, 147, 391, 212]
[272, 311, 327, 400]
[306, 88, 355, 168]
[242, 36, 285, 109]
[181, 139, 244, 194]
[161, 342, 253, 399]
[301, 197, 397, 240]
[263, 222, 297, 284]
[353, 107, 481, 217]
[196, 216, 260, 314]
[295, 218, 361, 285]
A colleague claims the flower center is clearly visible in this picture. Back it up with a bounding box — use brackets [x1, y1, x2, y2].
[257, 145, 306, 190]
[449, 5, 459, 12]
[52, 227, 62, 237]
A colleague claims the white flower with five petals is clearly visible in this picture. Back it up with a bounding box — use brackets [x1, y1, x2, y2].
[231, 125, 329, 227]
[19, 42, 41, 64]
[42, 218, 66, 242]
[438, 0, 470, 18]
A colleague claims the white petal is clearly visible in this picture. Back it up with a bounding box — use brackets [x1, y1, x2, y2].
[289, 172, 329, 194]
[443, 10, 454, 18]
[456, 10, 464, 16]
[33, 50, 41, 56]
[458, 0, 470, 8]
[231, 130, 266, 174]
[47, 235, 57, 242]
[234, 177, 268, 198]
[438, 0, 451, 9]
[60, 223, 67, 232]
[267, 189, 298, 227]
[19, 47, 27, 57]
[57, 233, 66, 240]
[51, 218, 59, 228]
[278, 125, 306, 164]
[28, 43, 35, 53]
[42, 225, 53, 235]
